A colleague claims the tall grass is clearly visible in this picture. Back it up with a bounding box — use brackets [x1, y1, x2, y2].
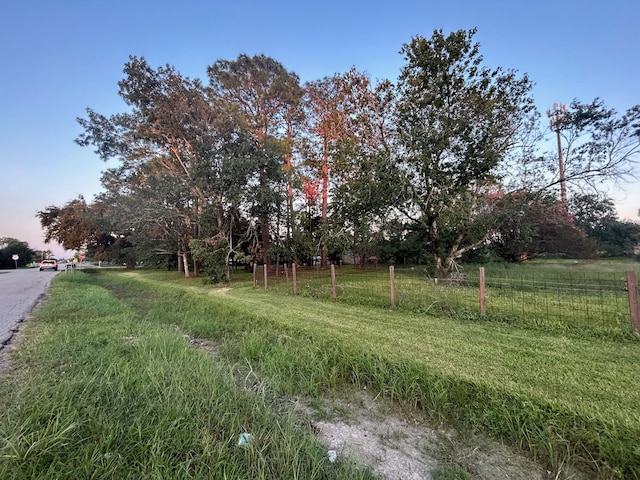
[93, 269, 640, 478]
[3, 268, 639, 478]
[0, 273, 374, 479]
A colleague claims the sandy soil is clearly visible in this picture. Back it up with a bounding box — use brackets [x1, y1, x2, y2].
[190, 337, 584, 479]
[296, 389, 552, 480]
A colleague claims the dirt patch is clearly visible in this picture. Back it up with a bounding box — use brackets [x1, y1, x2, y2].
[297, 389, 552, 480]
[188, 337, 574, 480]
[189, 337, 221, 357]
[311, 395, 439, 479]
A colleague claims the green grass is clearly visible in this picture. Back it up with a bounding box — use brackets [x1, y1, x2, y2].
[0, 273, 374, 479]
[2, 265, 640, 478]
[259, 259, 639, 338]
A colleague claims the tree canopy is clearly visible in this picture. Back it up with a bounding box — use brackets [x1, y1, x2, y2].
[40, 29, 640, 279]
[394, 28, 537, 273]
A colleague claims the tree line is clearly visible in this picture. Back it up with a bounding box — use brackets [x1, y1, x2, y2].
[37, 29, 640, 281]
[0, 238, 54, 269]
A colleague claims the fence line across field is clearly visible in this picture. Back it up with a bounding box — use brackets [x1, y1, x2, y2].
[249, 263, 640, 336]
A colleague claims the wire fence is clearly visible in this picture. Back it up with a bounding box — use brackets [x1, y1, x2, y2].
[243, 263, 640, 337]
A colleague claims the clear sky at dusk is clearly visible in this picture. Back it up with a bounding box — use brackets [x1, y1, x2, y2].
[1, 0, 638, 257]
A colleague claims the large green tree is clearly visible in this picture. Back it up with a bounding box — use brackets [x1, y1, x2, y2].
[394, 28, 537, 274]
[77, 57, 258, 276]
[207, 54, 303, 265]
[329, 69, 400, 267]
[37, 196, 100, 252]
[571, 193, 640, 257]
[76, 57, 208, 275]
[0, 238, 36, 268]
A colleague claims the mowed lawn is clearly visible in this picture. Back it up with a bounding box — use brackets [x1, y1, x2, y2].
[1, 267, 638, 479]
[123, 266, 638, 421]
[117, 268, 640, 476]
[208, 277, 638, 419]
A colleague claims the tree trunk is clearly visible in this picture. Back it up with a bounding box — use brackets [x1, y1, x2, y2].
[433, 253, 447, 277]
[320, 144, 329, 269]
[182, 252, 190, 278]
[285, 120, 293, 241]
[178, 251, 184, 273]
[261, 217, 270, 266]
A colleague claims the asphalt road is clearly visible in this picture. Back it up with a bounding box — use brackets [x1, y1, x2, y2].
[0, 268, 61, 353]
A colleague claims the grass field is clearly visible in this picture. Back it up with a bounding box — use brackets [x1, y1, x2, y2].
[259, 258, 639, 338]
[0, 261, 639, 478]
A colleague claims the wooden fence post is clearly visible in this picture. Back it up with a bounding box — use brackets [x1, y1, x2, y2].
[627, 271, 640, 335]
[263, 264, 268, 290]
[331, 264, 337, 298]
[389, 265, 396, 309]
[292, 262, 298, 295]
[253, 263, 257, 287]
[479, 267, 486, 316]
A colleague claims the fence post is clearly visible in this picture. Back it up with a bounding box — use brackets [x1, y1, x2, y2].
[627, 271, 640, 335]
[284, 263, 289, 282]
[479, 267, 486, 316]
[389, 265, 396, 309]
[292, 262, 298, 295]
[331, 264, 337, 299]
[263, 264, 268, 290]
[253, 263, 257, 287]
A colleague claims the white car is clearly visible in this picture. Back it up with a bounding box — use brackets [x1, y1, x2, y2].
[39, 259, 58, 271]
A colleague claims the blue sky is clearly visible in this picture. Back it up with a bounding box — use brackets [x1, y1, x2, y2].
[1, 0, 638, 257]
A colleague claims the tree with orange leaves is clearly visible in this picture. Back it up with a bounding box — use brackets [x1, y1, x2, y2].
[208, 54, 304, 265]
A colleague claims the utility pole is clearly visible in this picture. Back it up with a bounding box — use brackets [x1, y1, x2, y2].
[546, 103, 568, 207]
